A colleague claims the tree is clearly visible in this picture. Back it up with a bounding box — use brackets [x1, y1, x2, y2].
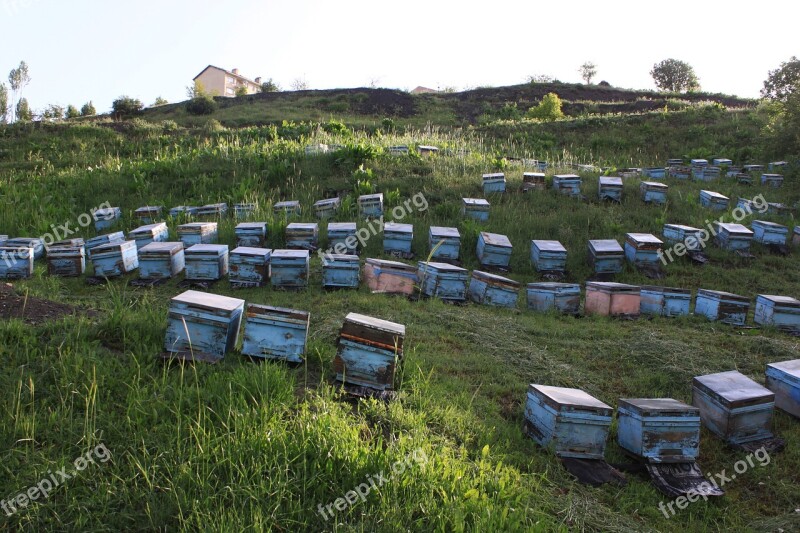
[80, 101, 96, 116]
[650, 59, 700, 93]
[291, 77, 309, 91]
[111, 96, 144, 119]
[762, 56, 800, 102]
[235, 85, 248, 97]
[42, 104, 65, 121]
[8, 61, 31, 122]
[0, 83, 7, 124]
[65, 105, 80, 119]
[579, 62, 597, 84]
[527, 92, 564, 121]
[15, 98, 32, 122]
[153, 96, 169, 106]
[260, 79, 280, 92]
[526, 74, 555, 84]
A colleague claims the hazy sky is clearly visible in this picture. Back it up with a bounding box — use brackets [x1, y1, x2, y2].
[1, 0, 797, 113]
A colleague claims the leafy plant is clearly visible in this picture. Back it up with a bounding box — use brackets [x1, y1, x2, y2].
[527, 93, 564, 121]
[112, 96, 144, 119]
[651, 59, 700, 93]
[80, 101, 96, 116]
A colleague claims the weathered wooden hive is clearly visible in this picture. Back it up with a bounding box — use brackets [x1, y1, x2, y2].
[639, 286, 692, 317]
[235, 222, 267, 247]
[169, 206, 198, 218]
[754, 295, 800, 332]
[269, 249, 310, 289]
[134, 206, 163, 225]
[417, 261, 469, 301]
[692, 370, 776, 446]
[694, 289, 750, 325]
[468, 270, 520, 308]
[765, 359, 800, 418]
[699, 190, 729, 210]
[598, 176, 623, 201]
[461, 198, 490, 221]
[85, 232, 125, 257]
[357, 194, 383, 218]
[241, 304, 310, 363]
[428, 226, 461, 260]
[794, 226, 800, 246]
[552, 174, 582, 197]
[418, 145, 439, 156]
[327, 222, 358, 254]
[322, 254, 360, 289]
[0, 247, 34, 279]
[751, 220, 788, 246]
[273, 200, 301, 218]
[128, 222, 169, 250]
[588, 239, 624, 274]
[624, 233, 663, 266]
[383, 222, 413, 254]
[524, 385, 613, 459]
[91, 240, 139, 277]
[690, 159, 709, 167]
[641, 167, 666, 179]
[196, 202, 228, 219]
[640, 181, 668, 204]
[229, 247, 271, 287]
[285, 222, 319, 250]
[184, 244, 229, 281]
[363, 258, 416, 295]
[477, 232, 512, 269]
[334, 313, 405, 390]
[526, 282, 581, 314]
[585, 282, 641, 317]
[666, 158, 684, 167]
[713, 158, 733, 166]
[138, 242, 184, 279]
[164, 290, 244, 361]
[668, 166, 691, 179]
[768, 161, 788, 171]
[761, 173, 783, 188]
[482, 172, 506, 194]
[530, 240, 567, 273]
[694, 166, 721, 181]
[522, 172, 546, 192]
[617, 398, 701, 463]
[46, 243, 86, 277]
[177, 222, 218, 246]
[662, 224, 704, 251]
[742, 164, 764, 172]
[4, 237, 45, 260]
[233, 203, 255, 219]
[93, 207, 122, 231]
[313, 197, 341, 219]
[714, 222, 753, 251]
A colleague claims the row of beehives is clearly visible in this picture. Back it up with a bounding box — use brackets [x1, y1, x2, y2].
[525, 361, 798, 471]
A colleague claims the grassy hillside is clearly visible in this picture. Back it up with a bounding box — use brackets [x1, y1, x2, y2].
[0, 115, 799, 532]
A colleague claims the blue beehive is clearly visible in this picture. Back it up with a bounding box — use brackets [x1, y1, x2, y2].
[270, 249, 310, 289]
[93, 206, 122, 231]
[0, 235, 7, 246]
[617, 398, 701, 463]
[334, 313, 405, 390]
[0, 247, 34, 279]
[428, 226, 461, 260]
[169, 206, 198, 218]
[477, 232, 512, 269]
[468, 270, 519, 308]
[642, 167, 666, 179]
[588, 239, 624, 274]
[691, 159, 709, 167]
[383, 222, 413, 254]
[742, 164, 764, 173]
[134, 206, 163, 225]
[184, 244, 229, 281]
[85, 232, 125, 257]
[767, 202, 790, 215]
[229, 247, 271, 287]
[598, 176, 623, 201]
[313, 197, 341, 219]
[662, 224, 705, 251]
[322, 254, 360, 289]
[522, 172, 546, 192]
[768, 161, 788, 171]
[761, 174, 783, 187]
[357, 194, 383, 218]
[552, 174, 582, 197]
[46, 244, 86, 277]
[713, 158, 733, 166]
[692, 371, 776, 446]
[535, 161, 548, 171]
[417, 261, 469, 301]
[128, 222, 169, 250]
[233, 203, 255, 219]
[794, 226, 800, 246]
[138, 242, 185, 279]
[526, 282, 581, 314]
[666, 158, 684, 167]
[524, 385, 613, 459]
[196, 202, 228, 219]
[714, 222, 753, 251]
[387, 145, 410, 156]
[755, 295, 800, 332]
[530, 240, 567, 273]
[91, 240, 139, 277]
[164, 290, 244, 361]
[751, 220, 788, 246]
[241, 304, 310, 363]
[327, 222, 358, 254]
[766, 359, 800, 418]
[669, 166, 691, 179]
[286, 223, 319, 250]
[640, 181, 668, 204]
[461, 198, 490, 221]
[177, 222, 218, 246]
[624, 233, 663, 265]
[639, 286, 692, 317]
[482, 173, 506, 194]
[694, 166, 721, 181]
[695, 289, 750, 325]
[699, 190, 729, 210]
[273, 200, 301, 218]
[4, 237, 45, 260]
[235, 222, 267, 247]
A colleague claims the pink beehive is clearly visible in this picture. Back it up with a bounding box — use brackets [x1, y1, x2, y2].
[585, 282, 641, 317]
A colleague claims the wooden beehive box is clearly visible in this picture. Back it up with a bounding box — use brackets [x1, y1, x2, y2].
[526, 282, 581, 314]
[668, 166, 691, 179]
[755, 295, 800, 332]
[617, 398, 701, 463]
[742, 164, 764, 173]
[418, 145, 439, 156]
[482, 172, 506, 194]
[313, 197, 341, 219]
[695, 289, 750, 325]
[522, 172, 545, 192]
[768, 161, 788, 170]
[793, 226, 800, 246]
[639, 286, 692, 317]
[428, 226, 461, 260]
[46, 244, 86, 277]
[327, 222, 358, 254]
[765, 359, 800, 418]
[169, 206, 198, 219]
[285, 222, 319, 250]
[233, 203, 255, 219]
[666, 158, 684, 167]
[552, 174, 582, 197]
[588, 239, 624, 274]
[699, 190, 729, 210]
[417, 261, 469, 301]
[357, 194, 383, 218]
[135, 206, 163, 225]
[91, 240, 139, 277]
[692, 371, 775, 445]
[751, 220, 788, 246]
[270, 249, 309, 289]
[695, 166, 721, 181]
[4, 237, 45, 260]
[273, 200, 301, 218]
[624, 233, 663, 265]
[229, 246, 271, 287]
[164, 290, 244, 361]
[598, 176, 623, 201]
[690, 159, 709, 167]
[93, 207, 122, 231]
[524, 384, 613, 459]
[322, 254, 360, 289]
[85, 232, 125, 257]
[714, 222, 753, 252]
[585, 282, 641, 317]
[468, 270, 520, 308]
[241, 304, 310, 363]
[235, 222, 267, 247]
[477, 232, 512, 268]
[383, 222, 413, 254]
[196, 202, 228, 219]
[184, 244, 229, 281]
[364, 258, 416, 295]
[461, 198, 490, 221]
[713, 158, 733, 166]
[0, 247, 34, 279]
[662, 224, 704, 251]
[138, 242, 185, 280]
[177, 222, 218, 246]
[530, 240, 567, 273]
[335, 312, 405, 390]
[128, 222, 169, 250]
[641, 168, 666, 180]
[640, 181, 668, 204]
[761, 174, 783, 188]
[387, 145, 409, 156]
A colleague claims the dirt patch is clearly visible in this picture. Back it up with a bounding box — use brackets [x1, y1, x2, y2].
[0, 283, 86, 325]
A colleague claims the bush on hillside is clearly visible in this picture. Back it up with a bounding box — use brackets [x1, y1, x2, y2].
[112, 96, 144, 119]
[527, 93, 564, 121]
[186, 94, 218, 115]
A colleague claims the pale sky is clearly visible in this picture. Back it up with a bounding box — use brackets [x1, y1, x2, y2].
[1, 0, 797, 113]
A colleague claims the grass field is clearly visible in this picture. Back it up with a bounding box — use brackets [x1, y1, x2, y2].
[1, 106, 799, 531]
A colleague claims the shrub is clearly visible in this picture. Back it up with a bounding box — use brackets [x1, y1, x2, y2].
[15, 98, 32, 122]
[322, 119, 349, 136]
[153, 96, 168, 106]
[260, 79, 280, 92]
[112, 96, 144, 119]
[527, 93, 564, 121]
[235, 85, 248, 97]
[186, 94, 218, 115]
[497, 102, 522, 120]
[202, 119, 226, 134]
[161, 120, 179, 133]
[65, 105, 80, 119]
[650, 59, 700, 93]
[80, 101, 96, 116]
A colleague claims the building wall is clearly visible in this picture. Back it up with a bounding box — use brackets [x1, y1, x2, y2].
[195, 68, 227, 97]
